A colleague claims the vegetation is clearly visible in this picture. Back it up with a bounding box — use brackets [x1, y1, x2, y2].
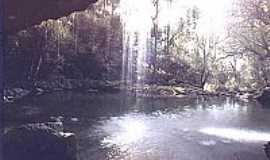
[6, 1, 122, 86]
[5, 0, 270, 94]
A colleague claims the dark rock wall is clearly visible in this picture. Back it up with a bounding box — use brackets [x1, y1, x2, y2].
[257, 87, 270, 106]
[4, 0, 98, 34]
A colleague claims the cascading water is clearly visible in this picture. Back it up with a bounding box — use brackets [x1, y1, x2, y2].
[119, 0, 154, 89]
[118, 0, 176, 91]
[117, 0, 230, 92]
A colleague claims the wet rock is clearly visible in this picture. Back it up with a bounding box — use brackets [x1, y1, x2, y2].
[71, 117, 79, 122]
[35, 79, 119, 92]
[257, 87, 270, 106]
[3, 122, 77, 160]
[50, 116, 64, 123]
[87, 88, 99, 93]
[31, 87, 45, 96]
[264, 142, 270, 160]
[4, 88, 31, 103]
[63, 79, 74, 90]
[236, 92, 254, 101]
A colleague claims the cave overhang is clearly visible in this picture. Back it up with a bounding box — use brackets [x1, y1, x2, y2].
[4, 0, 98, 34]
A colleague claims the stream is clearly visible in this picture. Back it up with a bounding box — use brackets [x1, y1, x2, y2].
[3, 91, 270, 160]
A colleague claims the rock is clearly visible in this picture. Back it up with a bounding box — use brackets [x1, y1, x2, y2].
[31, 87, 45, 96]
[87, 88, 99, 93]
[264, 142, 270, 160]
[237, 92, 254, 101]
[3, 95, 13, 103]
[4, 88, 31, 102]
[168, 79, 177, 85]
[70, 117, 79, 122]
[50, 116, 64, 122]
[6, 0, 98, 34]
[36, 87, 45, 94]
[35, 81, 50, 91]
[31, 79, 120, 93]
[257, 87, 270, 106]
[3, 122, 77, 160]
[63, 79, 73, 90]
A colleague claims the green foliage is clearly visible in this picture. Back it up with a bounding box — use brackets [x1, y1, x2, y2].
[6, 0, 123, 84]
[227, 0, 270, 88]
[5, 0, 270, 91]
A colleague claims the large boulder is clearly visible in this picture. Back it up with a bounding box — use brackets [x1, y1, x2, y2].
[257, 87, 270, 106]
[264, 142, 270, 160]
[3, 122, 77, 160]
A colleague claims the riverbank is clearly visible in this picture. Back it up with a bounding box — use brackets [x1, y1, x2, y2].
[3, 78, 270, 106]
[4, 79, 121, 103]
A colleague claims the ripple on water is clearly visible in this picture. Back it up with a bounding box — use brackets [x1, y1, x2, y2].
[6, 92, 270, 160]
[199, 140, 217, 146]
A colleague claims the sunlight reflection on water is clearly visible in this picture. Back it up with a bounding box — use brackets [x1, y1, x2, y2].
[102, 116, 147, 146]
[16, 91, 270, 160]
[200, 127, 270, 142]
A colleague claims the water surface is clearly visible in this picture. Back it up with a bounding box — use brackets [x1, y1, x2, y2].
[4, 92, 270, 160]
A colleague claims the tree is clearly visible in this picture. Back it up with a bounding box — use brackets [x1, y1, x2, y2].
[230, 0, 270, 86]
[151, 0, 160, 78]
[6, 0, 123, 84]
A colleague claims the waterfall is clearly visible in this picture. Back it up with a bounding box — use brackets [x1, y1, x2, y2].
[119, 0, 154, 89]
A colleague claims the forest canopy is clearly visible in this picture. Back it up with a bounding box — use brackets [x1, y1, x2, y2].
[5, 0, 270, 92]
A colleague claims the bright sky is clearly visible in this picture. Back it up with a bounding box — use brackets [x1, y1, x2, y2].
[174, 0, 233, 35]
[117, 0, 237, 75]
[118, 0, 233, 36]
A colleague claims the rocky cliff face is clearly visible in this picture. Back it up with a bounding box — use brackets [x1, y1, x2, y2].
[4, 0, 98, 34]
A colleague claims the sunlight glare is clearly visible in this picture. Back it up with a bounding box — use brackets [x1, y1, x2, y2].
[118, 0, 154, 33]
[200, 127, 270, 142]
[118, 0, 233, 36]
[102, 117, 147, 146]
[119, 119, 146, 143]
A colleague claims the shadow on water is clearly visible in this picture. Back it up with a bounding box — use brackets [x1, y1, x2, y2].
[3, 91, 270, 160]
